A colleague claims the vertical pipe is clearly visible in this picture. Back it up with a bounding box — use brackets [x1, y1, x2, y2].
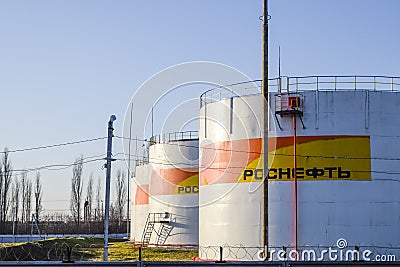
[229, 97, 234, 134]
[365, 91, 370, 129]
[204, 100, 207, 139]
[374, 76, 376, 91]
[135, 136, 138, 167]
[261, 0, 269, 258]
[334, 76, 337, 91]
[278, 46, 281, 93]
[278, 46, 281, 78]
[293, 113, 298, 258]
[278, 77, 281, 93]
[355, 76, 357, 90]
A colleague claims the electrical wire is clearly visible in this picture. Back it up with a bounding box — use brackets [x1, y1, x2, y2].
[13, 154, 106, 174]
[0, 137, 107, 154]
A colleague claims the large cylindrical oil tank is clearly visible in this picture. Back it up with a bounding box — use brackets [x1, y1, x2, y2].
[199, 76, 400, 261]
[131, 162, 152, 243]
[148, 131, 199, 246]
[199, 90, 264, 260]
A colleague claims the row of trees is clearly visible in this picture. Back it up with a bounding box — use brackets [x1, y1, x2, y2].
[70, 156, 128, 232]
[0, 149, 128, 234]
[0, 149, 43, 234]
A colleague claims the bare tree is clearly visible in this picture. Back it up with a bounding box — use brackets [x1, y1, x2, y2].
[11, 178, 20, 233]
[114, 169, 127, 228]
[110, 203, 117, 223]
[85, 173, 94, 222]
[23, 178, 32, 225]
[20, 172, 27, 223]
[95, 177, 102, 221]
[0, 148, 13, 232]
[34, 171, 43, 223]
[70, 156, 83, 228]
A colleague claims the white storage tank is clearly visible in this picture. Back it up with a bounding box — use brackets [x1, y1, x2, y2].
[131, 162, 152, 244]
[199, 76, 400, 261]
[199, 86, 264, 260]
[146, 131, 199, 246]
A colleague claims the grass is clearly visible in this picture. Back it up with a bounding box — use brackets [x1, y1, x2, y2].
[0, 237, 198, 261]
[105, 243, 198, 261]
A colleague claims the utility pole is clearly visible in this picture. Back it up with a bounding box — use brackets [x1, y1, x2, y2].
[261, 0, 269, 259]
[127, 103, 133, 238]
[104, 115, 116, 261]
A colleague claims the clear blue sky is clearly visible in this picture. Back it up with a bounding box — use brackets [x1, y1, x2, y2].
[0, 0, 399, 212]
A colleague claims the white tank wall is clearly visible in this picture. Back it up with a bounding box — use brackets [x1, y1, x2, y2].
[269, 90, 400, 249]
[148, 139, 199, 246]
[131, 164, 152, 243]
[199, 90, 400, 260]
[199, 94, 263, 259]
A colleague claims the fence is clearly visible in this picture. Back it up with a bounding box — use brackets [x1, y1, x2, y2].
[199, 245, 400, 262]
[0, 234, 127, 243]
[0, 238, 399, 265]
[1, 262, 400, 266]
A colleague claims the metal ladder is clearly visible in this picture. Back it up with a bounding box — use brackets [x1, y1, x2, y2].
[141, 216, 155, 247]
[156, 223, 173, 245]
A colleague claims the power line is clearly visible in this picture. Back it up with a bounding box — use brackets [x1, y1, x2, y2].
[13, 154, 106, 174]
[41, 198, 123, 203]
[1, 137, 107, 154]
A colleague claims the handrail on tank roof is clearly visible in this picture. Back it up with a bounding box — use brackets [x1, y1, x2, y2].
[149, 130, 198, 145]
[135, 156, 149, 167]
[200, 75, 400, 108]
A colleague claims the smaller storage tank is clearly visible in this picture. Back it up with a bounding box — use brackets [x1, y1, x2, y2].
[130, 160, 152, 244]
[145, 131, 199, 246]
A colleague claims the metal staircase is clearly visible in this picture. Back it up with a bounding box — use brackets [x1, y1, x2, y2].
[141, 212, 173, 247]
[156, 223, 173, 245]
